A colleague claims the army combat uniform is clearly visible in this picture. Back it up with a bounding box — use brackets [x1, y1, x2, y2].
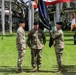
[27, 29, 46, 69]
[73, 32, 76, 44]
[16, 26, 26, 70]
[50, 29, 64, 70]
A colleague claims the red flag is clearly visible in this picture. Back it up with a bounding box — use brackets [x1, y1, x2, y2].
[44, 0, 75, 5]
[32, 0, 76, 8]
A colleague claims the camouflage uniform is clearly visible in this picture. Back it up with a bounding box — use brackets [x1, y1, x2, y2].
[73, 33, 76, 44]
[27, 29, 46, 68]
[51, 29, 64, 69]
[16, 27, 26, 70]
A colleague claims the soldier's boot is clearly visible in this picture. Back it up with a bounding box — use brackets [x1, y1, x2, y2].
[56, 62, 63, 73]
[32, 67, 37, 72]
[17, 61, 24, 73]
[31, 63, 37, 72]
[56, 66, 62, 73]
[37, 64, 41, 71]
[37, 67, 40, 71]
[17, 69, 24, 73]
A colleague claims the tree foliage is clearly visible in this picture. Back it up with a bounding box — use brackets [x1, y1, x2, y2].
[12, 0, 28, 22]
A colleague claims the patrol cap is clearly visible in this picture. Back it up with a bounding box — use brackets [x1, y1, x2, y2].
[56, 22, 63, 25]
[34, 21, 39, 25]
[19, 19, 25, 23]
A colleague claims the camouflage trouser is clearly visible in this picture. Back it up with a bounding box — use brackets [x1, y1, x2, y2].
[74, 40, 76, 44]
[31, 49, 42, 68]
[17, 50, 25, 70]
[55, 48, 63, 69]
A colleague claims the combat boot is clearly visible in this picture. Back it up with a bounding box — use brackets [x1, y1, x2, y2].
[32, 67, 37, 72]
[16, 69, 23, 73]
[56, 68, 62, 73]
[37, 67, 40, 71]
[56, 66, 63, 73]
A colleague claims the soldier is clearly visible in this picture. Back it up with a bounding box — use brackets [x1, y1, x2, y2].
[27, 22, 46, 71]
[73, 32, 76, 44]
[16, 19, 26, 73]
[50, 22, 64, 73]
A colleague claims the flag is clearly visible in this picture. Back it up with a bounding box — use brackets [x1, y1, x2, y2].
[38, 0, 52, 29]
[38, 0, 53, 47]
[43, 0, 76, 5]
[44, 0, 58, 5]
[32, 0, 76, 8]
[71, 12, 76, 31]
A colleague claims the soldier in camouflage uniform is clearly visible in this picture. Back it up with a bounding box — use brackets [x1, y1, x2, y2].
[73, 32, 76, 44]
[50, 22, 64, 73]
[27, 22, 46, 71]
[16, 19, 26, 73]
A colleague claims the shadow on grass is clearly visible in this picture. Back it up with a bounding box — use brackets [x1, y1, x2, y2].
[0, 66, 31, 72]
[0, 66, 55, 74]
[46, 39, 73, 42]
[64, 39, 73, 41]
[0, 35, 15, 37]
[52, 65, 76, 75]
[0, 65, 76, 74]
[0, 66, 16, 75]
[62, 65, 76, 75]
[65, 43, 74, 45]
[0, 34, 28, 37]
[25, 69, 54, 73]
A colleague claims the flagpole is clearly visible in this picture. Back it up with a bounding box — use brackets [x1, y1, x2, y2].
[28, 0, 32, 31]
[56, 3, 61, 22]
[1, 0, 5, 39]
[31, 4, 34, 29]
[67, 2, 70, 25]
[9, 0, 12, 34]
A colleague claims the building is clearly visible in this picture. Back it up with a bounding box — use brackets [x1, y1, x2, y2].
[0, 0, 19, 31]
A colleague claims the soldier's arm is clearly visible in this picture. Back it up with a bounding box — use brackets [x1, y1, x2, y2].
[51, 31, 61, 39]
[18, 31, 25, 49]
[18, 31, 23, 44]
[27, 32, 31, 47]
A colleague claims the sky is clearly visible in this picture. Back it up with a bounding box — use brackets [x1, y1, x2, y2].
[24, 0, 28, 1]
[18, 0, 28, 2]
[24, 0, 28, 2]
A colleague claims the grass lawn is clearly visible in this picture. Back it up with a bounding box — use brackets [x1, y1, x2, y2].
[0, 31, 76, 75]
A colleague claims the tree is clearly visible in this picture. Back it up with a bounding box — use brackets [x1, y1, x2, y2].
[12, 0, 28, 21]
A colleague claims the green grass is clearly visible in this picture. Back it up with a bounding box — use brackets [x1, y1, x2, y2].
[0, 31, 76, 75]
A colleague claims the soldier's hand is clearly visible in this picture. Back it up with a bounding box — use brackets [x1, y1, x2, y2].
[30, 47, 32, 50]
[50, 30, 52, 33]
[41, 44, 44, 49]
[21, 48, 24, 51]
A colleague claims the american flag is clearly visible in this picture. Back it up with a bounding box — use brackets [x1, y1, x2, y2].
[32, 0, 75, 8]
